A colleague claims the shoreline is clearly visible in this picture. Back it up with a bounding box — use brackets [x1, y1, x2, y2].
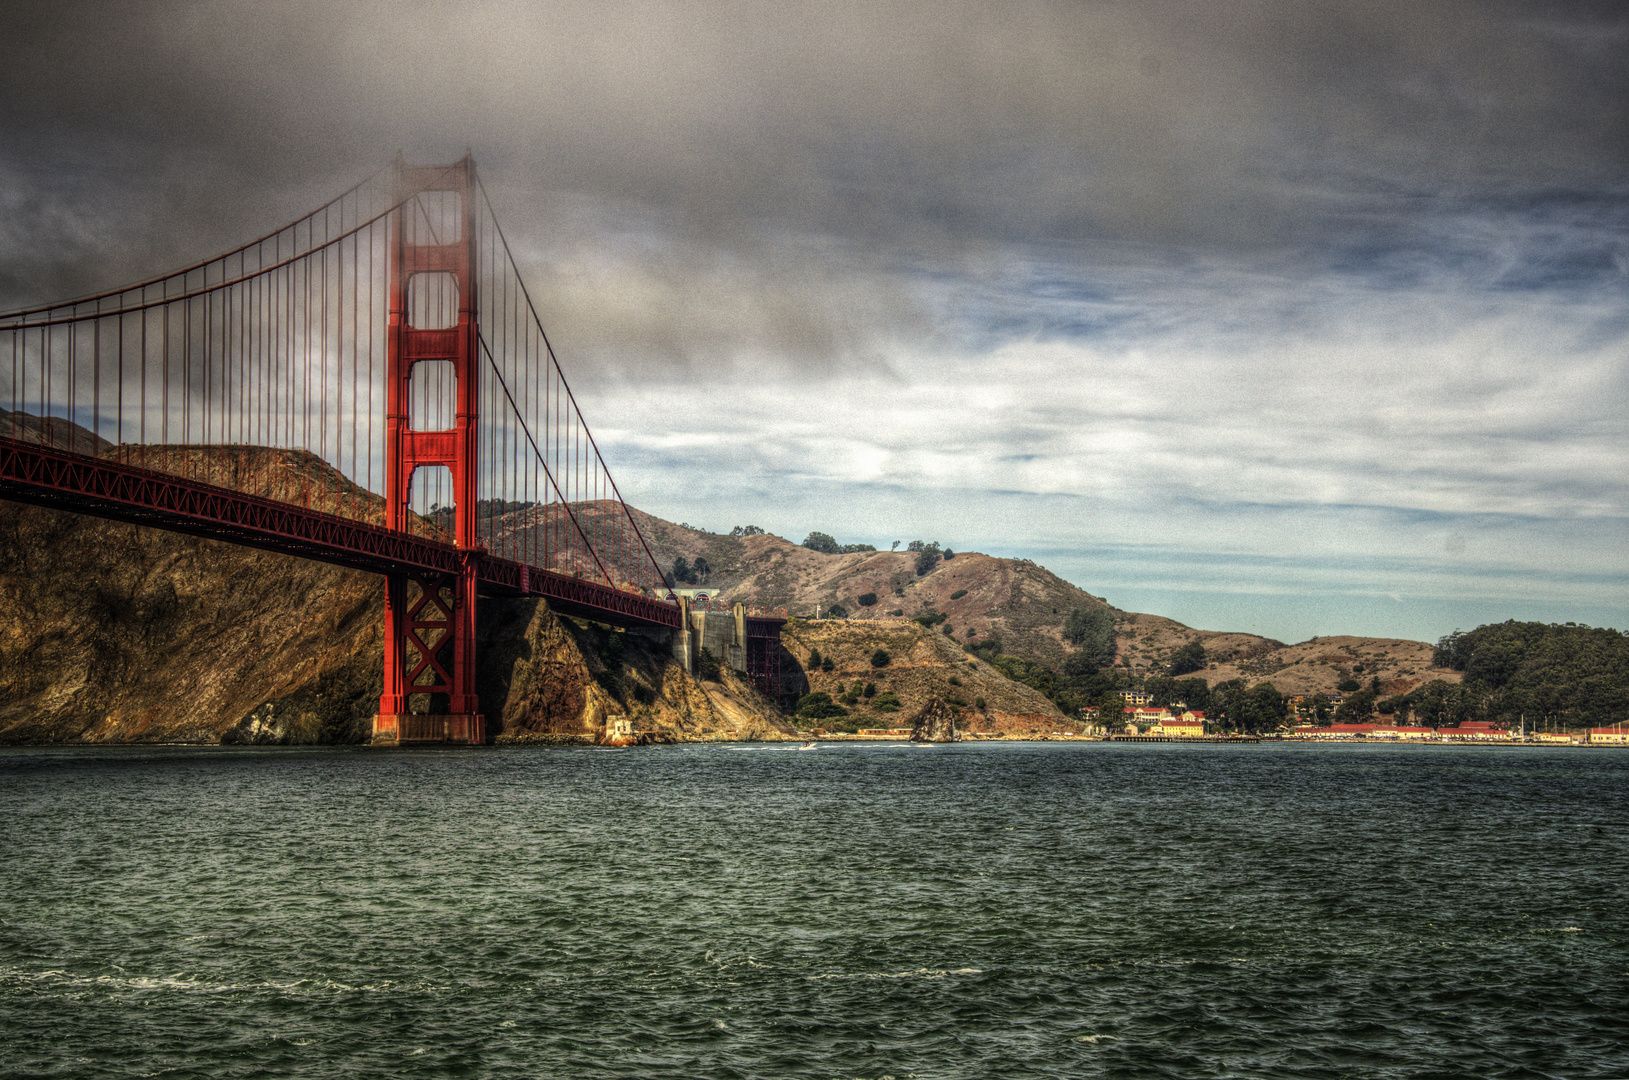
[2, 734, 1622, 749]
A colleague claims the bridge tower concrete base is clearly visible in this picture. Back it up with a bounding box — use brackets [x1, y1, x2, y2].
[370, 713, 486, 747]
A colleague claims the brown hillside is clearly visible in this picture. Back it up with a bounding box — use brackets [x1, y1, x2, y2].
[606, 513, 1122, 670]
[780, 618, 1069, 736]
[606, 511, 1461, 699]
[1199, 635, 1462, 698]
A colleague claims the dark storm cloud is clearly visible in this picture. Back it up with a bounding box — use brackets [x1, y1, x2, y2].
[2, 1, 1626, 641]
[1, 0, 1624, 354]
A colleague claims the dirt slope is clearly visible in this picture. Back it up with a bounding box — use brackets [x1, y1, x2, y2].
[780, 618, 1069, 735]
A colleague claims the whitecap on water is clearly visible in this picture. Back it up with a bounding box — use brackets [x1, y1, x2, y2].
[807, 967, 982, 981]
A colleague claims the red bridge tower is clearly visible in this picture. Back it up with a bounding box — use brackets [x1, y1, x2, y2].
[373, 157, 485, 746]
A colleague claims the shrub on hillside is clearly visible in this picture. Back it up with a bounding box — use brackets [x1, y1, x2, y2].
[870, 648, 891, 668]
[697, 647, 722, 682]
[803, 531, 840, 553]
[797, 692, 849, 719]
[950, 589, 968, 600]
[872, 692, 902, 713]
[857, 592, 878, 607]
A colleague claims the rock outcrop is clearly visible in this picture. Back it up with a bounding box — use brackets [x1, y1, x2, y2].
[909, 697, 959, 742]
[478, 598, 791, 744]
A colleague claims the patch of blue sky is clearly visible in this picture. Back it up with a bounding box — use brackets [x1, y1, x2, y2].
[1490, 244, 1629, 291]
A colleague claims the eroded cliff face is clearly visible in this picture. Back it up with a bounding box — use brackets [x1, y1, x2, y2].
[478, 598, 791, 744]
[0, 503, 386, 745]
[0, 502, 787, 745]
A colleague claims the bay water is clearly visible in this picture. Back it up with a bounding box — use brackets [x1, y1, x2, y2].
[2, 741, 1625, 1078]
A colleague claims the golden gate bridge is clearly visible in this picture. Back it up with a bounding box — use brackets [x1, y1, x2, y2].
[0, 156, 782, 745]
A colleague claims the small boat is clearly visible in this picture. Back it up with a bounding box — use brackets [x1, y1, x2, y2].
[799, 741, 818, 750]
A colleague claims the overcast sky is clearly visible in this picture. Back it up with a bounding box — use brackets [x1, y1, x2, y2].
[2, 1, 1625, 643]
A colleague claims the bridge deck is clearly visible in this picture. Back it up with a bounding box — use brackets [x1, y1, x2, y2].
[0, 437, 681, 630]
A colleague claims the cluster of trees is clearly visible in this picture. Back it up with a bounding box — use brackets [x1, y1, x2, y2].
[665, 555, 710, 585]
[1167, 640, 1207, 676]
[961, 618, 1293, 733]
[1062, 606, 1116, 670]
[904, 540, 953, 575]
[729, 525, 765, 537]
[802, 532, 878, 555]
[1401, 621, 1629, 727]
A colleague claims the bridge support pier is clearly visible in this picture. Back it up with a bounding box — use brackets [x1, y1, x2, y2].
[371, 712, 486, 747]
[372, 567, 484, 745]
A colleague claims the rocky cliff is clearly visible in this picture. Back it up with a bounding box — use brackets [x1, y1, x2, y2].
[0, 499, 787, 746]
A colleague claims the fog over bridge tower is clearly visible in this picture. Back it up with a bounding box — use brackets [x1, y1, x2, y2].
[375, 157, 483, 745]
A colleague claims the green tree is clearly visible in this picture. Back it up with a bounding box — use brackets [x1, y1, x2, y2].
[871, 648, 892, 667]
[1335, 689, 1378, 724]
[803, 531, 840, 554]
[915, 542, 942, 576]
[1174, 677, 1211, 712]
[697, 647, 722, 681]
[857, 592, 878, 607]
[1094, 692, 1128, 732]
[797, 692, 848, 719]
[1167, 640, 1207, 677]
[1062, 606, 1116, 671]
